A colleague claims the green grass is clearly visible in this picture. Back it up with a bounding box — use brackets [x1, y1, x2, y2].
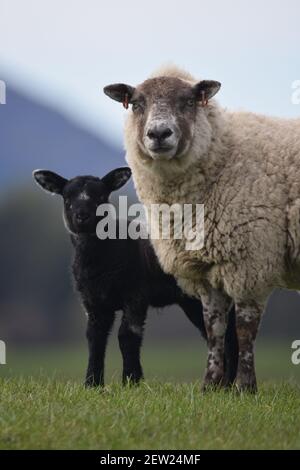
[0, 378, 299, 450]
[1, 341, 300, 449]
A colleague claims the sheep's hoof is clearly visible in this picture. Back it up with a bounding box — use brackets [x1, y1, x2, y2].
[201, 383, 224, 393]
[235, 380, 258, 394]
[201, 372, 225, 392]
[222, 382, 236, 392]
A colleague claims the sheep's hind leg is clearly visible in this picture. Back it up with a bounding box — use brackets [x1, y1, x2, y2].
[118, 302, 147, 385]
[223, 305, 239, 386]
[235, 301, 263, 393]
[177, 296, 207, 340]
[200, 285, 232, 391]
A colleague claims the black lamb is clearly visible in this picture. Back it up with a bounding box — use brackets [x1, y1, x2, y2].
[33, 167, 238, 387]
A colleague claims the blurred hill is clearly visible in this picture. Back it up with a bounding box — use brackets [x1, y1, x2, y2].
[0, 84, 300, 347]
[0, 83, 126, 188]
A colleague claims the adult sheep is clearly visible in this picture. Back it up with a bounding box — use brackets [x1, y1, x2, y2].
[104, 65, 300, 392]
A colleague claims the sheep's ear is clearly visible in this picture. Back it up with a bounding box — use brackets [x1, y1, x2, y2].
[194, 80, 221, 102]
[103, 83, 135, 104]
[102, 167, 132, 193]
[33, 170, 67, 195]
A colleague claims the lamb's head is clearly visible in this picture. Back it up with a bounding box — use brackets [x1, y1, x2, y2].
[104, 71, 221, 163]
[33, 167, 131, 235]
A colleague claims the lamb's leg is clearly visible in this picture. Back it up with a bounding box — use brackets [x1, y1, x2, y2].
[118, 303, 147, 385]
[235, 301, 263, 393]
[85, 311, 115, 388]
[200, 285, 232, 390]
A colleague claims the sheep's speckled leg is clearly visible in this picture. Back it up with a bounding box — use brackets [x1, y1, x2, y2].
[200, 285, 231, 390]
[235, 302, 263, 393]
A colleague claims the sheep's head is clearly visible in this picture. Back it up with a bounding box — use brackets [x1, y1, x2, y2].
[33, 167, 131, 235]
[104, 76, 221, 162]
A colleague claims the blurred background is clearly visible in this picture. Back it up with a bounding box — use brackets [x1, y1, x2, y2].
[0, 0, 300, 383]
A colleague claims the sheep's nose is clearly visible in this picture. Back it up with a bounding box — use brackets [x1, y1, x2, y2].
[147, 125, 173, 142]
[76, 212, 90, 223]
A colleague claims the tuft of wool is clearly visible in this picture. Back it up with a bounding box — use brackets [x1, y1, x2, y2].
[149, 63, 197, 84]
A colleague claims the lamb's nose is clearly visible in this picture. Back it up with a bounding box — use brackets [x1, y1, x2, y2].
[76, 212, 90, 223]
[147, 125, 173, 142]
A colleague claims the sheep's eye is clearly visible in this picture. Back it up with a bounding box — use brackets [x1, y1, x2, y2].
[186, 98, 195, 107]
[132, 102, 143, 112]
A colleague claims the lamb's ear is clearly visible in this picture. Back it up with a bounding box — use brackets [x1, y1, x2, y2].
[33, 170, 67, 195]
[102, 167, 132, 193]
[194, 80, 221, 102]
[103, 83, 135, 104]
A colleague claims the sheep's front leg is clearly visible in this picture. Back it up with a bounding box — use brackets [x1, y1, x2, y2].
[200, 285, 231, 390]
[85, 310, 115, 387]
[235, 301, 263, 393]
[179, 297, 238, 385]
[118, 303, 147, 385]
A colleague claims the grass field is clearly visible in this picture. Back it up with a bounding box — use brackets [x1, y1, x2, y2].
[0, 379, 299, 450]
[0, 340, 300, 449]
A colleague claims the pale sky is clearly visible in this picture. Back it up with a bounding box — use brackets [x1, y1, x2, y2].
[1, 0, 300, 145]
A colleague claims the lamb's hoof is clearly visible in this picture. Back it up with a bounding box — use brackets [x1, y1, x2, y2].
[122, 374, 143, 387]
[84, 377, 103, 389]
